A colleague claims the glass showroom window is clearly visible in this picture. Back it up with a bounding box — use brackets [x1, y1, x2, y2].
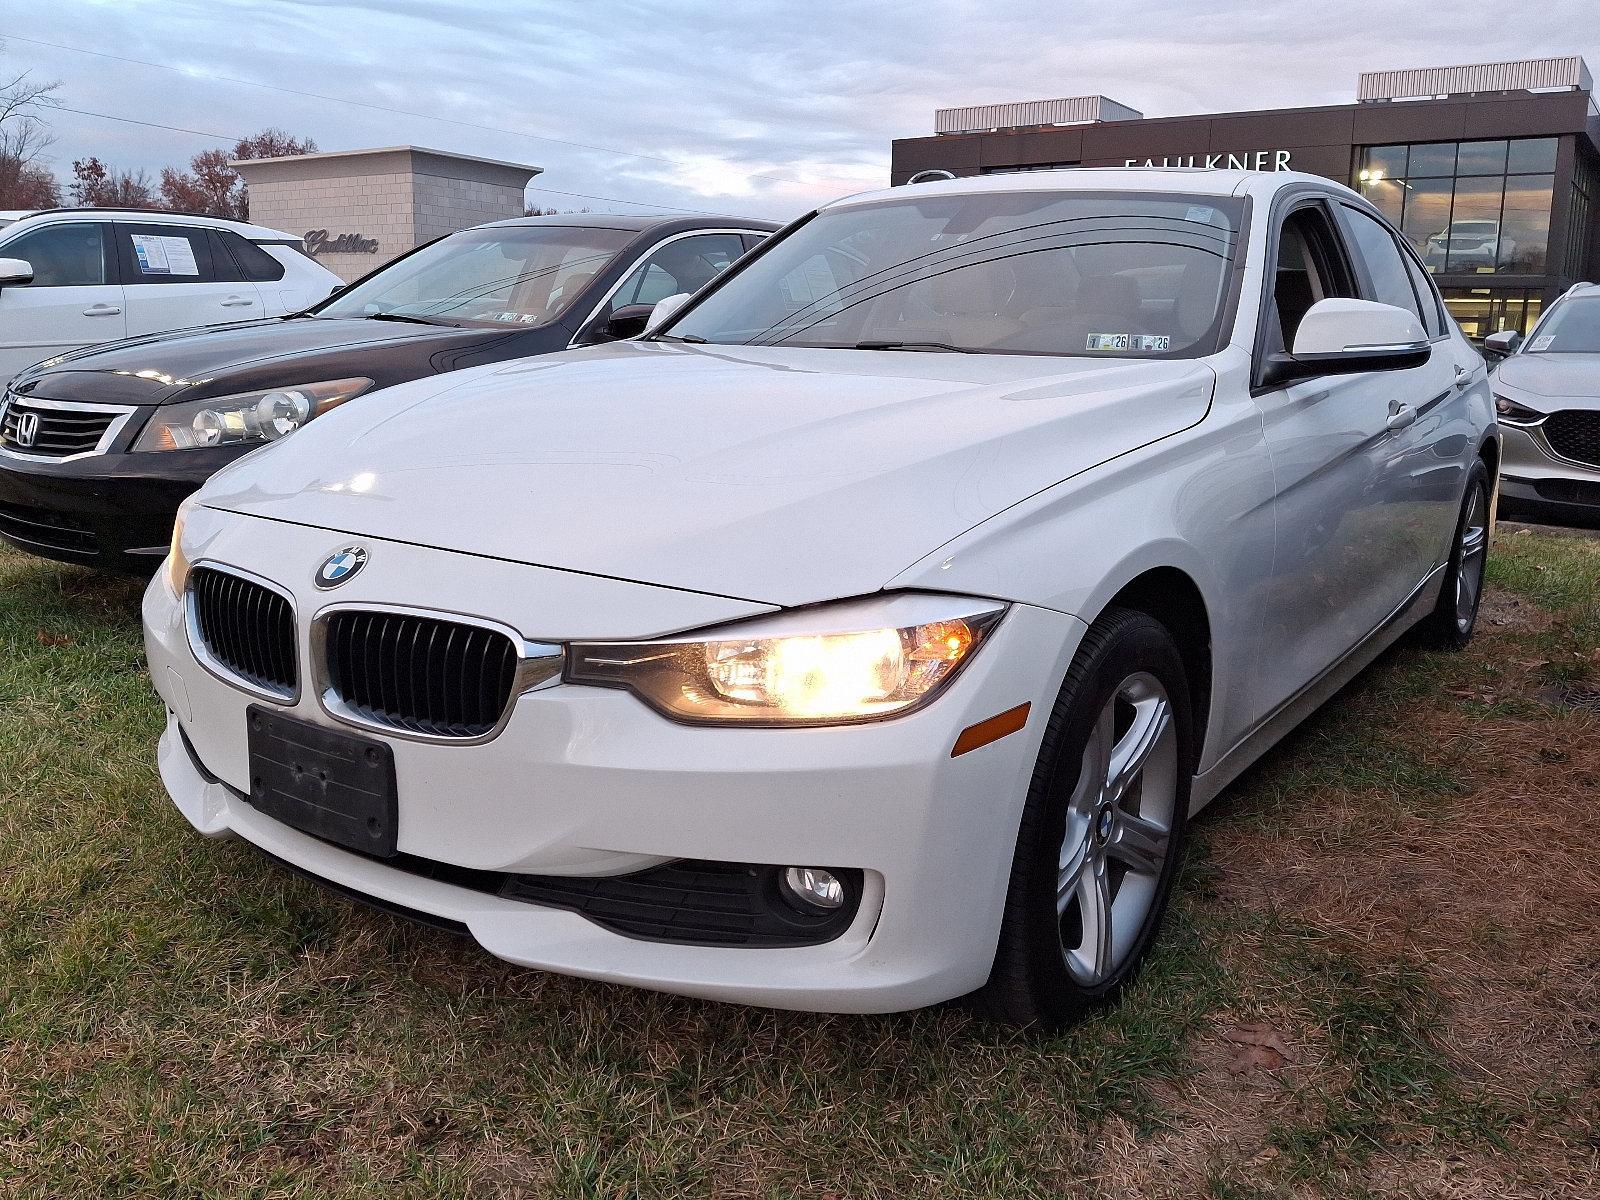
[1439, 286, 1544, 340]
[1357, 138, 1557, 275]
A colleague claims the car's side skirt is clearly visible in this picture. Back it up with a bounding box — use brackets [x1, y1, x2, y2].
[1190, 562, 1447, 814]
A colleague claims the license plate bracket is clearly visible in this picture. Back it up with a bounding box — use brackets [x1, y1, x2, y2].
[245, 705, 398, 858]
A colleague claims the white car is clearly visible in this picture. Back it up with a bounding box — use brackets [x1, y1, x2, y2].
[1485, 282, 1600, 517]
[144, 170, 1496, 1025]
[0, 208, 341, 382]
[1424, 218, 1513, 271]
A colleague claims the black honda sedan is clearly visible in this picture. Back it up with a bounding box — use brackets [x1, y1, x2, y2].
[0, 213, 775, 572]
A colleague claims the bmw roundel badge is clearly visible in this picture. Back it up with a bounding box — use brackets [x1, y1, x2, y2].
[315, 545, 368, 589]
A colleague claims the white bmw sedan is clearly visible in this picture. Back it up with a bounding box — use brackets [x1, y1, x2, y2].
[145, 170, 1496, 1026]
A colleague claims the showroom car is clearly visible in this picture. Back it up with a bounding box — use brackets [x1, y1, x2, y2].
[1485, 282, 1600, 518]
[0, 213, 773, 572]
[1423, 217, 1514, 271]
[0, 207, 341, 382]
[145, 169, 1496, 1025]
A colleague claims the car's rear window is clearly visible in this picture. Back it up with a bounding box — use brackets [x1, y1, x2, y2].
[663, 190, 1245, 358]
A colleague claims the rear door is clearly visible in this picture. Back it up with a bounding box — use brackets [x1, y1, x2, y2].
[0, 220, 125, 381]
[1333, 201, 1465, 579]
[114, 221, 263, 336]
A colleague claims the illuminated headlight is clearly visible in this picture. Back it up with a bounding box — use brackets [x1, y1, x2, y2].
[166, 494, 197, 594]
[1494, 393, 1546, 426]
[131, 378, 373, 451]
[566, 594, 1006, 725]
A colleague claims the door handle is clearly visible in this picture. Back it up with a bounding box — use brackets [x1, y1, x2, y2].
[82, 304, 121, 316]
[1386, 404, 1418, 432]
[220, 296, 255, 307]
[1454, 364, 1473, 386]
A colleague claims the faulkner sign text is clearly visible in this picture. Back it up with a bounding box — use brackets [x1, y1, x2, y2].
[1124, 150, 1294, 170]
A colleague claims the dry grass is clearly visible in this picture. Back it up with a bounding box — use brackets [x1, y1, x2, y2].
[1, 528, 1597, 1198]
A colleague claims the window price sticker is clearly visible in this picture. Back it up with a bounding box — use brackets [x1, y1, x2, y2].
[130, 233, 199, 277]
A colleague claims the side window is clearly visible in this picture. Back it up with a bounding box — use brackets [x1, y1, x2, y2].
[115, 223, 217, 285]
[2, 223, 111, 287]
[1400, 247, 1446, 338]
[741, 232, 768, 253]
[611, 233, 746, 312]
[217, 229, 287, 282]
[205, 230, 246, 283]
[1271, 205, 1356, 352]
[1341, 205, 1427, 328]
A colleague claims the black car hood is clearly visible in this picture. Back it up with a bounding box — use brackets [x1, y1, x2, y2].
[15, 317, 525, 405]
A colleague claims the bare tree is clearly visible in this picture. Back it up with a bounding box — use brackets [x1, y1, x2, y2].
[0, 46, 62, 207]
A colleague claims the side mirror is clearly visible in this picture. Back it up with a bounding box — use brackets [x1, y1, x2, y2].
[0, 257, 34, 287]
[600, 303, 657, 341]
[645, 292, 693, 335]
[1261, 298, 1431, 388]
[1482, 329, 1522, 358]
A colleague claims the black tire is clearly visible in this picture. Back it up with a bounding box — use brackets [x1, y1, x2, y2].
[1420, 458, 1492, 651]
[970, 608, 1194, 1029]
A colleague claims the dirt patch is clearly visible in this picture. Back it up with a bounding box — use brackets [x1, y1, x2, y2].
[1085, 606, 1600, 1196]
[1476, 587, 1555, 634]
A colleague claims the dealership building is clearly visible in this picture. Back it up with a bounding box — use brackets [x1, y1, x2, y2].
[890, 57, 1600, 338]
[231, 146, 542, 281]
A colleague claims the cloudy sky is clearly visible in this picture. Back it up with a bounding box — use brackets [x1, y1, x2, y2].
[6, 0, 1596, 221]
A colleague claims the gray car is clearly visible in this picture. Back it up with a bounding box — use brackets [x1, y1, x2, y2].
[1488, 283, 1600, 519]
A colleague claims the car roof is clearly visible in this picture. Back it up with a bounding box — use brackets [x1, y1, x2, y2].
[826, 167, 1358, 211]
[474, 212, 780, 234]
[3, 207, 303, 242]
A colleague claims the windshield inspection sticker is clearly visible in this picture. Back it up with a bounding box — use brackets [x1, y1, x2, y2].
[1133, 335, 1171, 352]
[1087, 333, 1130, 351]
[1529, 334, 1555, 351]
[130, 233, 199, 277]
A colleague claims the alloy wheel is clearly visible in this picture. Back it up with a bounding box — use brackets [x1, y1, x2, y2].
[1055, 671, 1179, 985]
[1456, 483, 1488, 634]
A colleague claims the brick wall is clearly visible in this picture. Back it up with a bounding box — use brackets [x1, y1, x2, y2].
[234, 148, 540, 282]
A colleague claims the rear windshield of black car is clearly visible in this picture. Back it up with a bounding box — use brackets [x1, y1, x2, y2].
[661, 190, 1245, 358]
[318, 225, 632, 328]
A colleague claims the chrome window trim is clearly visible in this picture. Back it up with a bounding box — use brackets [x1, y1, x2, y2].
[183, 560, 301, 705]
[567, 227, 763, 348]
[0, 393, 140, 463]
[308, 600, 563, 746]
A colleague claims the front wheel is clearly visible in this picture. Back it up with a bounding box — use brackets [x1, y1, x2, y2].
[1421, 459, 1492, 650]
[971, 608, 1193, 1028]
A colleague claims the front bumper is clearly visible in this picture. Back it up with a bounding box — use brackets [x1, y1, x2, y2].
[0, 441, 245, 573]
[1498, 422, 1600, 516]
[144, 511, 1084, 1013]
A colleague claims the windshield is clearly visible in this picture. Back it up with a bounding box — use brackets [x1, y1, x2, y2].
[1525, 297, 1600, 353]
[318, 225, 632, 327]
[662, 190, 1243, 357]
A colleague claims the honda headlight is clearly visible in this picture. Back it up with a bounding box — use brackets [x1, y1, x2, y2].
[132, 378, 373, 451]
[566, 594, 1006, 725]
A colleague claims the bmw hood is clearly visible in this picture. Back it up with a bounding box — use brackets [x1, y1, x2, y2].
[196, 341, 1215, 607]
[1493, 353, 1600, 402]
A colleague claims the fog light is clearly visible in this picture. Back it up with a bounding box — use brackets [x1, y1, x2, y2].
[781, 866, 845, 910]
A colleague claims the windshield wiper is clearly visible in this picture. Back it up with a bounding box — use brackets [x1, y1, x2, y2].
[853, 339, 977, 353]
[653, 332, 708, 344]
[364, 312, 454, 326]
